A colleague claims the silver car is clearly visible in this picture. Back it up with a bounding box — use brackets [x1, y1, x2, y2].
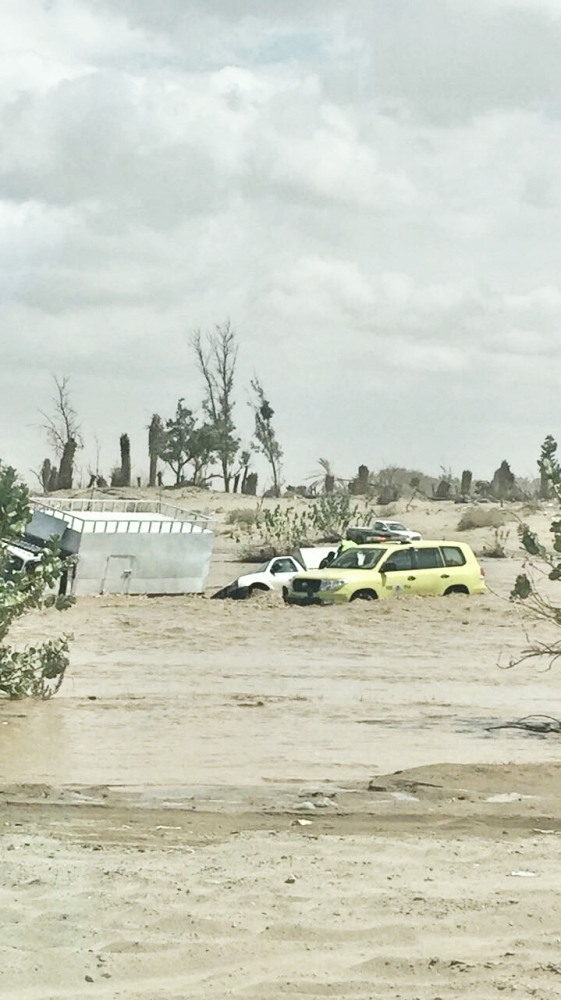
[347, 520, 422, 543]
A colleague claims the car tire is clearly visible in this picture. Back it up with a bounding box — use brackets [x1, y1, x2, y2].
[350, 589, 378, 602]
[248, 583, 269, 596]
[444, 585, 469, 596]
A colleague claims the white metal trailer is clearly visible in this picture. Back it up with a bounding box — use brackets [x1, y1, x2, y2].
[30, 498, 214, 596]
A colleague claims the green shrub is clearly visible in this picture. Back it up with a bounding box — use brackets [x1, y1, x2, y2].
[0, 462, 73, 699]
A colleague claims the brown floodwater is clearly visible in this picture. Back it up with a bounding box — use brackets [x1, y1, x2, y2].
[1, 582, 561, 788]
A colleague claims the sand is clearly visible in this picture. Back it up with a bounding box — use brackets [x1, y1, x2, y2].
[2, 492, 561, 998]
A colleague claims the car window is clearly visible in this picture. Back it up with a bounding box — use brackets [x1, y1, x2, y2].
[440, 546, 466, 567]
[374, 521, 386, 531]
[381, 548, 414, 572]
[271, 558, 297, 574]
[414, 547, 443, 569]
[388, 522, 406, 532]
[331, 547, 386, 569]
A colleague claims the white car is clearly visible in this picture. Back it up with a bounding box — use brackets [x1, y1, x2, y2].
[212, 547, 335, 599]
[2, 541, 43, 574]
[347, 520, 422, 543]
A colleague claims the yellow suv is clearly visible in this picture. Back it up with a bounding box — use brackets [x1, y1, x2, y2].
[284, 540, 485, 605]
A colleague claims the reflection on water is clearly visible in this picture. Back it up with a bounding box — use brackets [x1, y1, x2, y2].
[1, 643, 560, 787]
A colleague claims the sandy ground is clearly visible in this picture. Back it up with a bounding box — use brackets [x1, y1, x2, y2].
[3, 493, 561, 998]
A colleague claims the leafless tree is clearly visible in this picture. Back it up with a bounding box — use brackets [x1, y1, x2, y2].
[191, 321, 239, 492]
[40, 376, 82, 457]
[39, 376, 82, 491]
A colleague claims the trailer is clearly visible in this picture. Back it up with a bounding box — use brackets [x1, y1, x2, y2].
[29, 498, 214, 596]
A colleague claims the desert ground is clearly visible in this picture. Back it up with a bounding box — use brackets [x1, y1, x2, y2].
[3, 492, 561, 999]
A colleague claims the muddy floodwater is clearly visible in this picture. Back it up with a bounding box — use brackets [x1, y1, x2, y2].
[4, 527, 561, 1000]
[2, 559, 561, 789]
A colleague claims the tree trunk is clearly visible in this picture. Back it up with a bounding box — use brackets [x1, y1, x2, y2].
[149, 453, 158, 488]
[222, 459, 230, 492]
[41, 459, 52, 493]
[148, 414, 163, 488]
[119, 434, 131, 487]
[57, 439, 77, 490]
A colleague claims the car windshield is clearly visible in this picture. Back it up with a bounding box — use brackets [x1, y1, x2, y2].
[254, 560, 273, 573]
[331, 547, 386, 569]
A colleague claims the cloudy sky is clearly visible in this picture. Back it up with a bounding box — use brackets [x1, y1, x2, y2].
[1, 0, 561, 489]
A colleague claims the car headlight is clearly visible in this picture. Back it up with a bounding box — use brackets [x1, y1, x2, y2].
[318, 579, 346, 592]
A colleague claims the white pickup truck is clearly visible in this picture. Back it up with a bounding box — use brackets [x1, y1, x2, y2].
[212, 547, 335, 599]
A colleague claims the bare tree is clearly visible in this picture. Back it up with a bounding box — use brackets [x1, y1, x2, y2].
[40, 376, 82, 490]
[191, 321, 239, 492]
[250, 376, 283, 497]
[40, 376, 82, 458]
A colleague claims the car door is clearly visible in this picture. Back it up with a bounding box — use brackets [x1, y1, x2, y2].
[379, 547, 416, 595]
[268, 557, 301, 590]
[410, 546, 445, 595]
[438, 544, 469, 592]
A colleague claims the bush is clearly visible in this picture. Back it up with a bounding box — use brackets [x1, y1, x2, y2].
[225, 507, 260, 527]
[0, 462, 73, 699]
[481, 527, 510, 558]
[230, 495, 379, 556]
[458, 508, 512, 531]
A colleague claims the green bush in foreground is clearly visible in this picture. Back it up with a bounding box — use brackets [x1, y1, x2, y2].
[0, 462, 73, 699]
[510, 436, 561, 666]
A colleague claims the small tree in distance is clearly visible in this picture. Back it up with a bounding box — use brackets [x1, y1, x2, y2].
[540, 435, 557, 499]
[158, 400, 217, 486]
[250, 376, 283, 497]
[40, 376, 82, 490]
[111, 434, 132, 487]
[0, 462, 72, 699]
[148, 414, 164, 487]
[191, 321, 239, 492]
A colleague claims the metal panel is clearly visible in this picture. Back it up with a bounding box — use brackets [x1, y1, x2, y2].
[73, 530, 214, 595]
[101, 555, 135, 595]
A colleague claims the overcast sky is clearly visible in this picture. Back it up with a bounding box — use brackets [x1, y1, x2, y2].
[1, 0, 561, 489]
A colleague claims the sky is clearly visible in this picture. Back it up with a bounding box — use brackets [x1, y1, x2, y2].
[1, 0, 561, 489]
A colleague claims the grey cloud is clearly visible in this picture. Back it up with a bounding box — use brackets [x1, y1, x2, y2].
[2, 0, 561, 484]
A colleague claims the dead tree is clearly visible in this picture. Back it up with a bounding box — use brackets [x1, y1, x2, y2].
[120, 434, 131, 487]
[460, 470, 472, 496]
[40, 376, 82, 490]
[191, 322, 239, 492]
[40, 459, 52, 493]
[148, 414, 163, 488]
[58, 439, 77, 490]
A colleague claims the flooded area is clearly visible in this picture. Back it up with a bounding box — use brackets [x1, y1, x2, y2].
[2, 562, 561, 789]
[4, 553, 561, 1000]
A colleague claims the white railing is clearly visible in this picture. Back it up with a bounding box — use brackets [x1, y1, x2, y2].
[31, 498, 212, 535]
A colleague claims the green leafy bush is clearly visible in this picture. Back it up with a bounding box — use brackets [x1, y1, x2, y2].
[231, 495, 378, 558]
[0, 462, 73, 699]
